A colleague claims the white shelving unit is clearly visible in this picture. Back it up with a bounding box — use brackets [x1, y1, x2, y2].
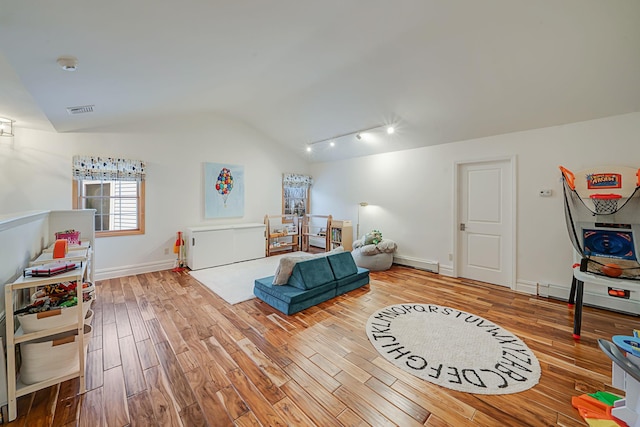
[264, 215, 300, 256]
[301, 214, 332, 252]
[4, 244, 91, 422]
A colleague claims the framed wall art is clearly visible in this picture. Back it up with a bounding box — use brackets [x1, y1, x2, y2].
[204, 162, 244, 218]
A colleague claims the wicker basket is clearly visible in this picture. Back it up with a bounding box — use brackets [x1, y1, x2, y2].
[19, 324, 92, 385]
[18, 295, 95, 333]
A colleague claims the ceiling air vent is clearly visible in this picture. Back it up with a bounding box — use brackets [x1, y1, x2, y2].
[66, 105, 94, 115]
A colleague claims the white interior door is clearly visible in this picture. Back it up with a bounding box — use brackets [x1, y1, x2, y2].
[458, 159, 513, 287]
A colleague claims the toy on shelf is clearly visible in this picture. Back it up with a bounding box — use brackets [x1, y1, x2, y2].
[24, 261, 79, 277]
[52, 239, 69, 259]
[55, 229, 81, 245]
[560, 165, 640, 339]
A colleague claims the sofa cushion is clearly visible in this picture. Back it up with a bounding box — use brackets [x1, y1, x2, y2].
[253, 286, 336, 315]
[288, 257, 335, 290]
[271, 247, 345, 285]
[254, 276, 336, 305]
[336, 268, 370, 295]
[327, 251, 358, 279]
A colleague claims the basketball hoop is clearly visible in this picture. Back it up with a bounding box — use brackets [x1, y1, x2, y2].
[590, 193, 622, 215]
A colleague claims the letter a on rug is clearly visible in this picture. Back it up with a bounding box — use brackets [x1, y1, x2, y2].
[366, 303, 541, 394]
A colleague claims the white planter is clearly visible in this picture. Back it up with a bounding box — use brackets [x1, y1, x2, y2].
[19, 324, 92, 385]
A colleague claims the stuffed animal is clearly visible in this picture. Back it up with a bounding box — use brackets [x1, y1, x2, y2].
[364, 229, 383, 245]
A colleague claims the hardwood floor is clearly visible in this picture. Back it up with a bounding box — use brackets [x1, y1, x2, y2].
[5, 265, 637, 426]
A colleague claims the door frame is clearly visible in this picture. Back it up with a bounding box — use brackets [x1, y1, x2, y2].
[452, 156, 517, 289]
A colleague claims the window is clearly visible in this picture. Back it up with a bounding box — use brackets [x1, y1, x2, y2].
[72, 156, 146, 237]
[282, 174, 312, 218]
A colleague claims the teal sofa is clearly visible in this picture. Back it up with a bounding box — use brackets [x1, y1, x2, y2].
[253, 251, 370, 315]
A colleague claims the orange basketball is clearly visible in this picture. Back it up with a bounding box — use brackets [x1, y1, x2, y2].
[602, 263, 623, 278]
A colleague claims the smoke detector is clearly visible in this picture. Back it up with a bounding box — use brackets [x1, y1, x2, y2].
[57, 56, 78, 71]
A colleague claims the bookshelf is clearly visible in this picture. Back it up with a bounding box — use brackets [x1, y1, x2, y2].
[330, 219, 353, 251]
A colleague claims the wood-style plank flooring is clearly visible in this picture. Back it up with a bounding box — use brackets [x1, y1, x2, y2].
[5, 265, 638, 426]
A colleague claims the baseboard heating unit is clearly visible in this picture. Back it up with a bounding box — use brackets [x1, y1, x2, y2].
[393, 256, 439, 274]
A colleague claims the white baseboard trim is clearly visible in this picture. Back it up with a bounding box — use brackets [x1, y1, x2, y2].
[393, 255, 439, 273]
[438, 265, 454, 277]
[95, 260, 175, 281]
[515, 280, 537, 295]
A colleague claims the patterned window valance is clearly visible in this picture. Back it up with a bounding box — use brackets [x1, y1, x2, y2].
[72, 156, 146, 181]
[283, 173, 313, 188]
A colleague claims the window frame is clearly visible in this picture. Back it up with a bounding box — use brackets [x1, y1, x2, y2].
[282, 184, 309, 221]
[72, 179, 145, 237]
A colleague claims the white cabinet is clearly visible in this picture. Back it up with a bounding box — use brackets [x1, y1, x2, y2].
[186, 223, 265, 270]
[233, 225, 266, 261]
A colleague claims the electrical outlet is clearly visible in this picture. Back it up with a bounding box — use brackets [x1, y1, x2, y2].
[164, 248, 169, 255]
[539, 189, 552, 197]
[448, 253, 453, 261]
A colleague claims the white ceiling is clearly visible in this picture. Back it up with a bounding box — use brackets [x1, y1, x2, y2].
[1, 0, 639, 162]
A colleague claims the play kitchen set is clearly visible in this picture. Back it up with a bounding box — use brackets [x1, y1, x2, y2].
[4, 229, 95, 422]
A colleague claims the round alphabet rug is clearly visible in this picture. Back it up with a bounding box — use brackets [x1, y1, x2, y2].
[366, 303, 540, 394]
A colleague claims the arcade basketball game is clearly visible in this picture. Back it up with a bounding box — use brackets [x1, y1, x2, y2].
[560, 165, 640, 338]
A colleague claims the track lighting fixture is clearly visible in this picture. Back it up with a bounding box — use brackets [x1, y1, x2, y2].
[306, 123, 396, 152]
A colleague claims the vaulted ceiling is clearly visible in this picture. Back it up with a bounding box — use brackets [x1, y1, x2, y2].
[1, 1, 639, 162]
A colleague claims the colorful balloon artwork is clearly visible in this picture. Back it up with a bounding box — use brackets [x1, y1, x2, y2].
[215, 168, 234, 207]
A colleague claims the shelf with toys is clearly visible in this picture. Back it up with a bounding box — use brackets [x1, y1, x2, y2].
[265, 214, 300, 256]
[4, 239, 93, 422]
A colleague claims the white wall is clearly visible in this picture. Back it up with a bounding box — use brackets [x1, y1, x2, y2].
[0, 211, 48, 290]
[0, 113, 310, 278]
[3, 110, 638, 287]
[310, 112, 640, 292]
